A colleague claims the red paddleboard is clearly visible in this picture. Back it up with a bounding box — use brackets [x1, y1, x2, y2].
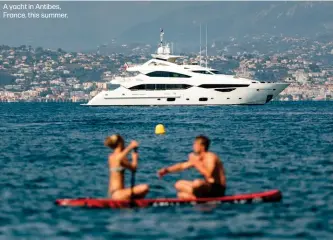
[55, 189, 282, 208]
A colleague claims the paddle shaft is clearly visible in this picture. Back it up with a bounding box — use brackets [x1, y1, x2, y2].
[130, 171, 135, 198]
[130, 147, 138, 204]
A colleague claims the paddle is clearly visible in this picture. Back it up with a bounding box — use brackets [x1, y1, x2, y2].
[129, 147, 138, 207]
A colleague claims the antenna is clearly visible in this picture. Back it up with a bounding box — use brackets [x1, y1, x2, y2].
[206, 24, 208, 68]
[160, 28, 164, 46]
[200, 23, 202, 66]
[171, 42, 173, 54]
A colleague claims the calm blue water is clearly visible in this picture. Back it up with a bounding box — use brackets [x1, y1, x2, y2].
[1, 102, 333, 239]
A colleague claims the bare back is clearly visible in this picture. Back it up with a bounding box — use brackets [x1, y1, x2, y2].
[202, 152, 226, 186]
[108, 153, 127, 193]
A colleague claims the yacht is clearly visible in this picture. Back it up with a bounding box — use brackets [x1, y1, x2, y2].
[85, 30, 289, 106]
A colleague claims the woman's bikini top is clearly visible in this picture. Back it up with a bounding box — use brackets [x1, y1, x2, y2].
[109, 166, 125, 173]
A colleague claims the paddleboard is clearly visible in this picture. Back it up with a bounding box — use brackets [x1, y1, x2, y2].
[55, 189, 282, 208]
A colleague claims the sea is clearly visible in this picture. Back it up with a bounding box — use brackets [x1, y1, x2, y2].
[0, 102, 332, 239]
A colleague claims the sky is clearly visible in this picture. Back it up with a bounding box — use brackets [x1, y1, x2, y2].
[0, 1, 332, 52]
[0, 1, 207, 51]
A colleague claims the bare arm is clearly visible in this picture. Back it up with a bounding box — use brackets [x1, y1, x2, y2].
[166, 161, 193, 173]
[120, 151, 138, 171]
[113, 140, 138, 162]
[114, 145, 135, 162]
[158, 161, 193, 178]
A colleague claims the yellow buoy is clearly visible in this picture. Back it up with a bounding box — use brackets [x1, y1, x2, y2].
[155, 124, 166, 135]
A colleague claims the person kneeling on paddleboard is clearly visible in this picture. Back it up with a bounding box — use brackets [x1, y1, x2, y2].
[105, 134, 149, 200]
[158, 135, 226, 199]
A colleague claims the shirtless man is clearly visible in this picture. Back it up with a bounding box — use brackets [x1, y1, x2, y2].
[157, 135, 226, 199]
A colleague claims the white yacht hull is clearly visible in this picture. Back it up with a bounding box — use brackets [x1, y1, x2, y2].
[85, 83, 289, 106]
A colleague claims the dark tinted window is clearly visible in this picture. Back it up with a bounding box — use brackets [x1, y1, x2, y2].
[156, 58, 167, 61]
[198, 84, 249, 88]
[199, 98, 208, 101]
[130, 84, 145, 90]
[215, 88, 236, 92]
[146, 71, 168, 77]
[129, 84, 192, 91]
[156, 84, 166, 90]
[167, 84, 191, 90]
[146, 71, 191, 78]
[167, 98, 176, 101]
[192, 70, 212, 75]
[146, 84, 155, 90]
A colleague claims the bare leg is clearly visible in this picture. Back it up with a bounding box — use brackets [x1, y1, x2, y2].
[174, 180, 194, 193]
[177, 192, 196, 199]
[132, 184, 149, 199]
[111, 184, 149, 200]
[174, 179, 211, 199]
[192, 179, 211, 197]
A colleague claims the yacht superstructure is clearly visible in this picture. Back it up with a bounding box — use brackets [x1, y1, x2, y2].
[85, 29, 289, 106]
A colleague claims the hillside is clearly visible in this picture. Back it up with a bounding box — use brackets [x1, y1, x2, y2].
[118, 1, 333, 50]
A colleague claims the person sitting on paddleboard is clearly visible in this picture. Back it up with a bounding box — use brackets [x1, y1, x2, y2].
[158, 135, 226, 199]
[105, 134, 149, 200]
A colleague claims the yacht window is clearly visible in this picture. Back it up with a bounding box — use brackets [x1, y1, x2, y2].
[129, 84, 192, 91]
[170, 73, 181, 78]
[167, 98, 176, 101]
[171, 72, 191, 78]
[215, 88, 236, 92]
[156, 58, 167, 61]
[169, 84, 179, 89]
[192, 70, 212, 75]
[129, 84, 145, 90]
[211, 70, 221, 74]
[146, 84, 155, 90]
[146, 71, 191, 78]
[199, 98, 208, 101]
[146, 71, 166, 77]
[156, 84, 166, 90]
[166, 84, 192, 90]
[198, 84, 249, 88]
